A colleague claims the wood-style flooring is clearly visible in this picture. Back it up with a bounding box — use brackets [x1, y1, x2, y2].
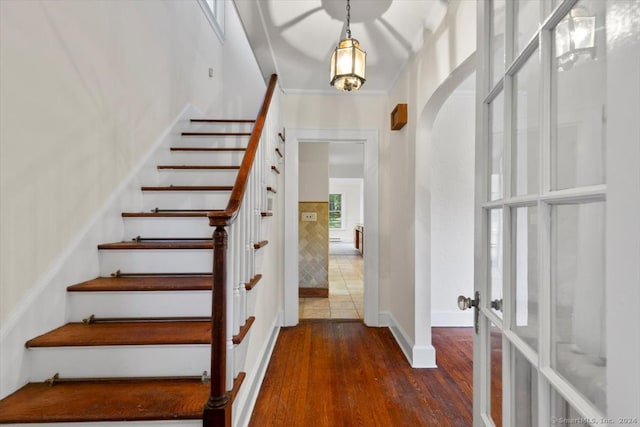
[249, 321, 473, 427]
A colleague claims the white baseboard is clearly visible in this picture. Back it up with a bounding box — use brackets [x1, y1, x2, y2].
[379, 311, 437, 368]
[431, 310, 474, 327]
[412, 345, 437, 368]
[235, 311, 282, 427]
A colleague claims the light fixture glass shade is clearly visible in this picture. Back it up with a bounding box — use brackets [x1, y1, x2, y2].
[572, 16, 595, 50]
[554, 6, 596, 70]
[330, 38, 366, 92]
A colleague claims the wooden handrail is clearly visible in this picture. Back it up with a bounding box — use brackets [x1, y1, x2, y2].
[207, 74, 278, 227]
[203, 74, 278, 427]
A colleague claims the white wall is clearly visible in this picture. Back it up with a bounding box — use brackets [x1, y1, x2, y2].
[0, 0, 225, 325]
[330, 164, 364, 178]
[298, 142, 329, 201]
[284, 95, 387, 131]
[329, 178, 363, 242]
[430, 85, 475, 327]
[385, 0, 476, 366]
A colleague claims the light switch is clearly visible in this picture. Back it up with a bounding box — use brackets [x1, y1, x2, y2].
[301, 212, 317, 221]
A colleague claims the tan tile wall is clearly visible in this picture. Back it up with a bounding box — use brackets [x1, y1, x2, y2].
[299, 202, 328, 289]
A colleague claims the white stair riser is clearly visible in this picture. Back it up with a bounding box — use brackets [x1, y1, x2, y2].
[187, 123, 253, 133]
[176, 136, 249, 148]
[158, 169, 237, 186]
[123, 217, 213, 239]
[67, 291, 211, 319]
[28, 345, 210, 379]
[141, 191, 230, 211]
[168, 151, 244, 165]
[99, 250, 212, 275]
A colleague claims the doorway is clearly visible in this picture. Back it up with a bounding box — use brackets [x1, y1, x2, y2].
[283, 129, 379, 327]
[299, 167, 365, 319]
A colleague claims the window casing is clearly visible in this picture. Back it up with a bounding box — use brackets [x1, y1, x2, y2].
[198, 0, 225, 41]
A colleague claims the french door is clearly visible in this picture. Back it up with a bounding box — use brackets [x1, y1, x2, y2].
[473, 0, 640, 426]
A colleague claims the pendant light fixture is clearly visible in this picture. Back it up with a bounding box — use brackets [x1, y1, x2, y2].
[330, 0, 366, 92]
[555, 5, 596, 70]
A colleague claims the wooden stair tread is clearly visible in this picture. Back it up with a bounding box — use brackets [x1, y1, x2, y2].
[0, 378, 208, 423]
[141, 185, 233, 191]
[157, 165, 240, 170]
[253, 240, 269, 250]
[26, 320, 211, 347]
[245, 274, 263, 291]
[232, 316, 254, 345]
[122, 210, 221, 217]
[190, 119, 255, 123]
[170, 146, 246, 152]
[181, 132, 251, 136]
[67, 276, 212, 292]
[122, 211, 209, 218]
[98, 240, 213, 250]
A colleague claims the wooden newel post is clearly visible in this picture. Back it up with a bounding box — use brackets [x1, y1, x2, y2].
[203, 226, 231, 426]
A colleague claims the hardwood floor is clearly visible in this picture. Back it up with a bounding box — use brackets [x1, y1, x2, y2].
[249, 321, 473, 427]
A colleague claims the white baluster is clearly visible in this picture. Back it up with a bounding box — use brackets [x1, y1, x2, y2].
[230, 222, 240, 337]
[225, 223, 235, 390]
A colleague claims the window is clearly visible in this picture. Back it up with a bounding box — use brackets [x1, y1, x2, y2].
[329, 194, 344, 229]
[198, 0, 225, 41]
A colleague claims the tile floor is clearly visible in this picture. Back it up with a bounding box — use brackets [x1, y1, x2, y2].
[299, 242, 364, 319]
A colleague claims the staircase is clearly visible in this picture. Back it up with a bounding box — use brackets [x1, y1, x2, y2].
[0, 75, 281, 426]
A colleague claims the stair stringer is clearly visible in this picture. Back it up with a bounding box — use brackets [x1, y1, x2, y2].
[229, 85, 285, 427]
[0, 103, 199, 400]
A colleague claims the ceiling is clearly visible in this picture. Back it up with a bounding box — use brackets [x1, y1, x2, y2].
[234, 0, 448, 95]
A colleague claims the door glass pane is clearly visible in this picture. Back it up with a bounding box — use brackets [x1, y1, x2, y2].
[552, 0, 606, 190]
[515, 0, 540, 55]
[489, 209, 503, 318]
[551, 391, 592, 426]
[513, 206, 538, 351]
[489, 92, 505, 201]
[513, 348, 538, 427]
[490, 323, 503, 427]
[551, 201, 606, 413]
[513, 50, 540, 196]
[492, 0, 506, 86]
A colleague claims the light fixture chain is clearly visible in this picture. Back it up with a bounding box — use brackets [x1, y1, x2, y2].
[346, 0, 351, 39]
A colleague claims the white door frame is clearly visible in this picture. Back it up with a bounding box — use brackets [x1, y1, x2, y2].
[283, 128, 379, 327]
